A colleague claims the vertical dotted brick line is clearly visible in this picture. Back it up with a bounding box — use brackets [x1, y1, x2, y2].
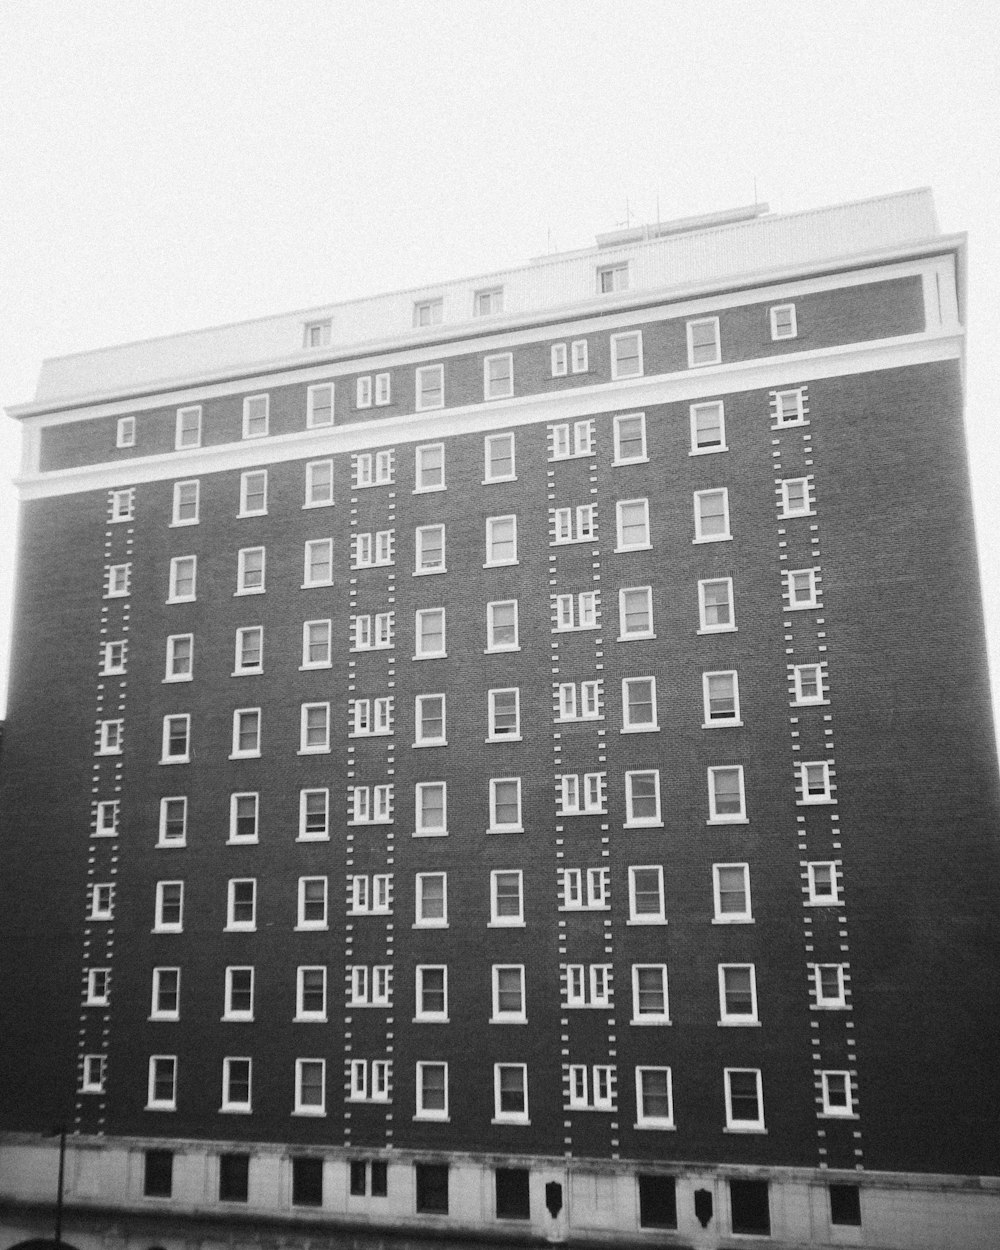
[384, 479, 396, 1147]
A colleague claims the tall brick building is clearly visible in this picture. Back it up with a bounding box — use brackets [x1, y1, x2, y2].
[1, 190, 997, 1249]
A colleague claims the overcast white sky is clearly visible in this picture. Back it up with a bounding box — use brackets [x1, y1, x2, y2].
[1, 0, 998, 721]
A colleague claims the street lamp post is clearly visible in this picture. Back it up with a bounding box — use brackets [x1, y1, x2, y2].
[49, 1125, 67, 1249]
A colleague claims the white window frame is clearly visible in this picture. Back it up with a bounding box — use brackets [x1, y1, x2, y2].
[414, 442, 446, 492]
[474, 286, 503, 316]
[786, 567, 821, 610]
[349, 874, 392, 915]
[415, 783, 447, 837]
[558, 772, 606, 816]
[375, 373, 391, 405]
[303, 319, 331, 348]
[550, 343, 568, 376]
[779, 477, 814, 517]
[109, 488, 134, 523]
[233, 626, 263, 676]
[347, 964, 391, 1009]
[106, 563, 131, 598]
[415, 965, 449, 1022]
[171, 480, 199, 527]
[622, 677, 658, 733]
[298, 788, 330, 842]
[89, 883, 114, 920]
[489, 869, 524, 927]
[690, 400, 727, 454]
[167, 555, 196, 603]
[303, 538, 334, 588]
[117, 416, 136, 448]
[686, 316, 721, 367]
[484, 352, 514, 400]
[568, 1064, 616, 1111]
[150, 967, 180, 1020]
[624, 769, 662, 827]
[302, 619, 332, 669]
[635, 1066, 674, 1128]
[554, 591, 598, 631]
[490, 964, 526, 1022]
[724, 1068, 765, 1131]
[484, 432, 516, 483]
[95, 799, 119, 837]
[415, 524, 446, 575]
[415, 363, 444, 411]
[415, 607, 446, 659]
[613, 412, 647, 464]
[631, 965, 670, 1025]
[707, 765, 747, 824]
[697, 578, 736, 634]
[228, 792, 259, 844]
[820, 1071, 855, 1117]
[356, 376, 373, 408]
[236, 547, 265, 596]
[598, 262, 628, 293]
[294, 1058, 326, 1116]
[298, 703, 331, 755]
[296, 876, 329, 931]
[486, 600, 519, 652]
[487, 687, 520, 741]
[241, 394, 269, 439]
[806, 862, 840, 906]
[157, 797, 187, 847]
[221, 1057, 253, 1113]
[304, 459, 334, 508]
[693, 488, 731, 543]
[146, 1056, 177, 1110]
[712, 863, 753, 923]
[702, 671, 741, 726]
[414, 694, 447, 747]
[306, 382, 334, 428]
[799, 760, 835, 805]
[485, 515, 517, 566]
[100, 639, 127, 676]
[223, 966, 254, 1021]
[175, 405, 202, 449]
[493, 1063, 529, 1124]
[772, 387, 808, 427]
[160, 714, 190, 765]
[416, 1061, 449, 1120]
[615, 498, 651, 552]
[770, 303, 797, 340]
[559, 867, 610, 911]
[413, 298, 443, 327]
[556, 680, 602, 722]
[552, 504, 597, 545]
[812, 964, 848, 1009]
[571, 339, 589, 372]
[610, 330, 643, 379]
[489, 777, 523, 833]
[230, 708, 261, 759]
[628, 865, 666, 925]
[153, 881, 183, 933]
[163, 633, 193, 683]
[226, 878, 257, 932]
[718, 963, 759, 1025]
[239, 469, 268, 517]
[85, 967, 110, 1006]
[549, 419, 594, 459]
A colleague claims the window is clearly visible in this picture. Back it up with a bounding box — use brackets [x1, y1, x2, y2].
[560, 866, 609, 910]
[162, 633, 192, 682]
[629, 866, 666, 924]
[698, 578, 735, 633]
[171, 480, 198, 526]
[415, 1163, 449, 1214]
[351, 696, 393, 737]
[142, 1146, 174, 1198]
[571, 339, 589, 372]
[176, 405, 201, 449]
[486, 600, 518, 651]
[117, 416, 136, 448]
[415, 694, 446, 746]
[493, 1064, 529, 1123]
[598, 263, 628, 293]
[221, 1057, 252, 1112]
[558, 772, 606, 815]
[615, 498, 650, 550]
[694, 488, 731, 542]
[491, 964, 526, 1022]
[549, 419, 594, 459]
[168, 555, 196, 602]
[229, 627, 262, 677]
[160, 715, 190, 764]
[610, 330, 643, 379]
[296, 967, 328, 1021]
[224, 967, 254, 1020]
[484, 432, 515, 482]
[105, 562, 131, 598]
[299, 789, 329, 841]
[306, 382, 334, 427]
[690, 400, 726, 452]
[829, 1184, 862, 1227]
[730, 1179, 771, 1236]
[638, 1175, 678, 1229]
[242, 395, 269, 439]
[707, 766, 746, 823]
[302, 620, 332, 669]
[703, 671, 740, 725]
[415, 872, 447, 926]
[622, 677, 658, 731]
[415, 443, 445, 491]
[111, 488, 135, 522]
[219, 1152, 250, 1203]
[564, 964, 611, 1008]
[357, 376, 371, 408]
[625, 770, 662, 826]
[812, 964, 848, 1008]
[557, 680, 602, 721]
[100, 639, 127, 675]
[487, 688, 520, 740]
[415, 363, 444, 410]
[806, 862, 840, 906]
[799, 761, 834, 803]
[349, 1059, 391, 1102]
[552, 504, 596, 544]
[231, 708, 261, 759]
[299, 703, 330, 754]
[554, 591, 598, 630]
[821, 1071, 855, 1117]
[350, 787, 393, 825]
[295, 1059, 326, 1115]
[490, 870, 524, 926]
[375, 373, 391, 405]
[495, 1168, 530, 1220]
[348, 965, 391, 1008]
[786, 567, 820, 609]
[158, 797, 187, 847]
[550, 343, 567, 376]
[613, 412, 646, 463]
[147, 1056, 177, 1110]
[215, 796, 253, 850]
[303, 538, 334, 587]
[770, 303, 797, 340]
[86, 968, 110, 1006]
[725, 1068, 765, 1131]
[415, 524, 445, 573]
[416, 1061, 449, 1119]
[635, 1067, 674, 1127]
[349, 874, 392, 915]
[292, 1156, 324, 1206]
[415, 607, 446, 659]
[484, 353, 513, 399]
[236, 547, 265, 595]
[772, 387, 807, 426]
[413, 781, 446, 837]
[354, 450, 394, 487]
[719, 964, 758, 1024]
[780, 477, 814, 517]
[239, 469, 268, 516]
[415, 965, 448, 1021]
[150, 967, 180, 1020]
[413, 298, 443, 327]
[89, 883, 114, 919]
[713, 863, 752, 922]
[486, 515, 517, 565]
[226, 879, 256, 931]
[304, 459, 334, 507]
[686, 317, 721, 366]
[489, 778, 522, 832]
[353, 529, 394, 567]
[297, 877, 328, 930]
[568, 1064, 615, 1110]
[98, 719, 124, 755]
[475, 286, 503, 316]
[792, 663, 827, 704]
[352, 612, 393, 652]
[631, 965, 669, 1024]
[304, 320, 331, 348]
[95, 799, 119, 837]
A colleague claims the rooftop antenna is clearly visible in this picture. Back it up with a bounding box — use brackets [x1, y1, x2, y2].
[616, 198, 633, 231]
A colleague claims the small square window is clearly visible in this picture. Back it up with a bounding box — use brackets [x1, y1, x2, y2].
[415, 443, 445, 492]
[95, 799, 119, 837]
[239, 469, 268, 516]
[415, 783, 447, 837]
[770, 303, 797, 340]
[616, 499, 650, 551]
[690, 401, 726, 453]
[304, 320, 331, 348]
[110, 488, 134, 523]
[773, 388, 807, 426]
[97, 718, 123, 755]
[306, 382, 334, 428]
[780, 477, 814, 517]
[484, 432, 515, 482]
[613, 413, 647, 463]
[242, 395, 269, 439]
[90, 882, 114, 920]
[86, 967, 110, 1006]
[698, 578, 735, 633]
[490, 870, 524, 926]
[707, 765, 747, 823]
[415, 364, 444, 410]
[474, 287, 503, 316]
[686, 317, 721, 367]
[484, 353, 513, 400]
[413, 298, 443, 328]
[786, 567, 821, 609]
[304, 459, 334, 507]
[799, 760, 834, 804]
[106, 562, 131, 598]
[703, 670, 740, 725]
[598, 263, 628, 294]
[725, 1068, 765, 1131]
[100, 639, 128, 675]
[694, 488, 731, 542]
[117, 416, 136, 448]
[175, 406, 202, 449]
[610, 331, 643, 379]
[171, 480, 199, 526]
[415, 607, 446, 659]
[813, 964, 848, 1008]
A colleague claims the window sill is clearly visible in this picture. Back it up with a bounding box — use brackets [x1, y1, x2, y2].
[771, 419, 809, 430]
[225, 925, 256, 934]
[818, 1112, 860, 1121]
[689, 444, 728, 456]
[234, 588, 265, 598]
[613, 456, 649, 467]
[292, 1108, 327, 1118]
[634, 1120, 676, 1131]
[712, 916, 753, 925]
[797, 798, 836, 806]
[413, 829, 448, 839]
[627, 917, 667, 926]
[238, 509, 268, 519]
[294, 924, 329, 933]
[297, 748, 331, 756]
[413, 1113, 450, 1122]
[156, 839, 186, 850]
[614, 544, 652, 554]
[693, 533, 732, 545]
[230, 752, 262, 761]
[162, 673, 193, 685]
[702, 719, 743, 729]
[485, 645, 521, 654]
[706, 816, 749, 825]
[489, 1016, 527, 1025]
[159, 757, 190, 766]
[718, 1019, 761, 1028]
[302, 500, 334, 510]
[300, 662, 333, 671]
[301, 581, 334, 590]
[488, 826, 524, 835]
[412, 485, 446, 495]
[780, 510, 816, 520]
[219, 1105, 252, 1115]
[144, 1104, 176, 1113]
[618, 632, 655, 643]
[165, 596, 195, 605]
[804, 898, 840, 908]
[621, 724, 659, 734]
[170, 518, 199, 528]
[487, 920, 525, 929]
[697, 625, 737, 635]
[232, 669, 262, 678]
[486, 734, 522, 743]
[623, 820, 664, 830]
[560, 905, 610, 913]
[482, 476, 517, 486]
[484, 560, 519, 570]
[294, 1015, 328, 1024]
[413, 740, 447, 749]
[228, 836, 260, 846]
[413, 652, 447, 662]
[296, 834, 330, 843]
[630, 1017, 671, 1026]
[413, 567, 446, 577]
[491, 1116, 530, 1126]
[221, 1014, 254, 1023]
[151, 927, 182, 935]
[723, 1125, 767, 1135]
[413, 1016, 450, 1025]
[149, 1014, 179, 1023]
